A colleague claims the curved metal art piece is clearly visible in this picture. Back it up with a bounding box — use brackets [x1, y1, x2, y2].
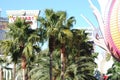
[104, 0, 120, 61]
[84, 0, 120, 61]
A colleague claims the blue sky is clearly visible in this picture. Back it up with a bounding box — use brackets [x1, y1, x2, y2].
[0, 0, 100, 50]
[0, 0, 100, 28]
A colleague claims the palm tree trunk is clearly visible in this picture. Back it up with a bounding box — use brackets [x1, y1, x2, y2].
[60, 43, 65, 80]
[13, 63, 16, 80]
[0, 66, 3, 80]
[53, 75, 57, 80]
[22, 69, 25, 80]
[49, 51, 53, 80]
[21, 55, 27, 80]
[49, 36, 55, 80]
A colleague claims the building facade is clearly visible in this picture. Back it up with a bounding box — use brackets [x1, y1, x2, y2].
[0, 17, 8, 40]
[6, 10, 40, 29]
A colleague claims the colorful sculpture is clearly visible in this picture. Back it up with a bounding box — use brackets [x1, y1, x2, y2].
[104, 0, 120, 61]
[84, 0, 120, 61]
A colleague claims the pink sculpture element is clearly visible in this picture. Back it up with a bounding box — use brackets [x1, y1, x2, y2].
[105, 0, 120, 60]
[85, 0, 120, 61]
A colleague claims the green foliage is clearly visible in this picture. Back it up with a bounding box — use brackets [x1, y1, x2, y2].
[28, 49, 49, 80]
[0, 40, 20, 63]
[64, 55, 97, 80]
[107, 60, 120, 80]
[105, 53, 111, 61]
[65, 29, 97, 80]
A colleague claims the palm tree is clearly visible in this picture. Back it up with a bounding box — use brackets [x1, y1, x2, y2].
[56, 16, 75, 80]
[64, 29, 97, 80]
[0, 40, 19, 80]
[1, 18, 41, 80]
[38, 9, 56, 80]
[39, 9, 75, 80]
[38, 9, 63, 80]
[71, 29, 93, 56]
[53, 29, 96, 80]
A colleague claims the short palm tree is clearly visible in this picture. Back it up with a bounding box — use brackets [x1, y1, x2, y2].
[71, 29, 93, 56]
[0, 39, 19, 80]
[1, 18, 41, 80]
[64, 29, 97, 80]
[38, 9, 58, 80]
[55, 13, 75, 80]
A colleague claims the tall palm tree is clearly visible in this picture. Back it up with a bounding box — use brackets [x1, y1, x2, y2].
[38, 9, 75, 80]
[38, 9, 64, 80]
[1, 18, 41, 80]
[56, 16, 75, 80]
[38, 9, 55, 80]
